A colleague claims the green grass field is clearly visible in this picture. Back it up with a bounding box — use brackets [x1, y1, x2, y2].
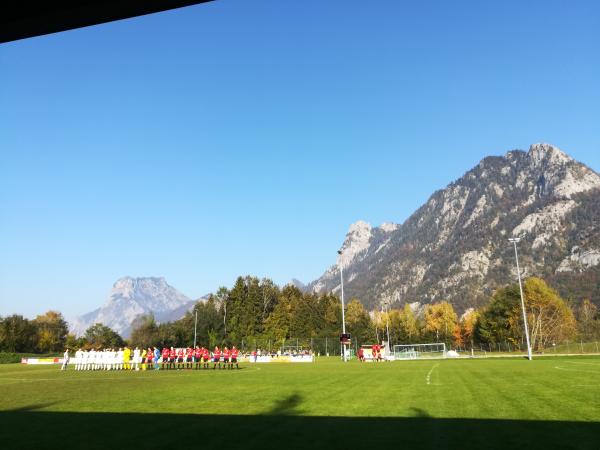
[1, 356, 599, 449]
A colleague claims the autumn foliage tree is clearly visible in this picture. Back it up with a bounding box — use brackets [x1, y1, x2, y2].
[423, 301, 458, 346]
[34, 311, 69, 352]
[476, 277, 576, 350]
[345, 299, 375, 344]
[577, 299, 600, 340]
[519, 277, 576, 350]
[388, 304, 420, 344]
[456, 309, 479, 349]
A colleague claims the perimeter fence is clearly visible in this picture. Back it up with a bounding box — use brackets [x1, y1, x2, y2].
[238, 337, 350, 356]
[233, 338, 600, 358]
[452, 340, 600, 357]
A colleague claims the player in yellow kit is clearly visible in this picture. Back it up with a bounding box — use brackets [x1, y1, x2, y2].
[141, 348, 147, 370]
[123, 346, 131, 370]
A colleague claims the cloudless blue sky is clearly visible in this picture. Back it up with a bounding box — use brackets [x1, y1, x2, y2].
[1, 0, 599, 319]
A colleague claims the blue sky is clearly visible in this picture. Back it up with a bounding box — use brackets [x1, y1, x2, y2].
[1, 0, 599, 319]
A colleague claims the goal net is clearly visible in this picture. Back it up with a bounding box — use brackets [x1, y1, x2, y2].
[393, 343, 446, 360]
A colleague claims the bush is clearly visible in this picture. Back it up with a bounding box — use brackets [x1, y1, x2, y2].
[0, 352, 60, 364]
[0, 352, 23, 364]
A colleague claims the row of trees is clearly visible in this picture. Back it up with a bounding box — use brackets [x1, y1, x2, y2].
[127, 279, 350, 349]
[376, 277, 593, 350]
[0, 311, 69, 353]
[2, 276, 599, 353]
[125, 275, 596, 351]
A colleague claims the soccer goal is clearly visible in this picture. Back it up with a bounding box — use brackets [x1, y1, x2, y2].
[393, 343, 446, 360]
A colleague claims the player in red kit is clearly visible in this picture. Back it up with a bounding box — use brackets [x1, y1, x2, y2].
[202, 347, 210, 369]
[194, 346, 202, 370]
[231, 346, 239, 369]
[213, 346, 221, 369]
[169, 347, 176, 370]
[222, 347, 230, 369]
[176, 348, 184, 369]
[186, 347, 193, 369]
[358, 347, 364, 362]
[146, 347, 154, 369]
[161, 347, 169, 369]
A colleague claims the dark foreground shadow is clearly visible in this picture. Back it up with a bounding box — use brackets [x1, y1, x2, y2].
[1, 409, 598, 450]
[268, 392, 302, 415]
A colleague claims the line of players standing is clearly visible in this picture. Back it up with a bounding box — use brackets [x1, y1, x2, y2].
[72, 345, 240, 371]
[160, 346, 240, 370]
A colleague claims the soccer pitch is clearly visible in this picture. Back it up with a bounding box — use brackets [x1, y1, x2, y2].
[1, 357, 599, 450]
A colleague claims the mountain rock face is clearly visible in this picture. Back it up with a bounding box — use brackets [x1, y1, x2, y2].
[289, 278, 308, 290]
[70, 277, 196, 338]
[308, 143, 600, 312]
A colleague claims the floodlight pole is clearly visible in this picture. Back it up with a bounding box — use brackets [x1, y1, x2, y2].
[338, 249, 347, 362]
[193, 309, 198, 348]
[509, 237, 533, 361]
[223, 299, 227, 335]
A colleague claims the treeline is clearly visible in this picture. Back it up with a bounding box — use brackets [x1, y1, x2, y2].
[384, 277, 598, 350]
[127, 278, 351, 349]
[2, 276, 599, 354]
[120, 275, 600, 350]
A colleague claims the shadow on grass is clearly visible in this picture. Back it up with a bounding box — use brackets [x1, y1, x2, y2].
[268, 393, 302, 415]
[2, 407, 598, 450]
[4, 402, 58, 412]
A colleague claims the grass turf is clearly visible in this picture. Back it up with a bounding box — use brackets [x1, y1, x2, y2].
[0, 356, 599, 449]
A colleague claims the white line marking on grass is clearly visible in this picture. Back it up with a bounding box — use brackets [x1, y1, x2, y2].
[0, 376, 151, 383]
[0, 369, 59, 377]
[564, 361, 600, 367]
[426, 363, 439, 385]
[0, 367, 262, 384]
[554, 366, 600, 375]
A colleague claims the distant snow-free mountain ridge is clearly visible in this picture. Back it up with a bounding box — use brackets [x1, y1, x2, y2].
[70, 277, 196, 338]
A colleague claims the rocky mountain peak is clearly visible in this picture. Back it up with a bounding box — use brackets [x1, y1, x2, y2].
[71, 276, 194, 338]
[308, 143, 600, 312]
[380, 222, 399, 233]
[528, 143, 572, 168]
[111, 276, 167, 297]
[348, 220, 372, 234]
[338, 220, 373, 267]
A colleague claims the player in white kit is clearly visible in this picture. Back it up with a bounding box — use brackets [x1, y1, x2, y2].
[61, 348, 70, 370]
[133, 347, 141, 371]
[75, 348, 83, 370]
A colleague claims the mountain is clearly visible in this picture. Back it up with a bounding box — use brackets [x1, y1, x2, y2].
[289, 278, 307, 290]
[308, 143, 600, 312]
[70, 277, 197, 338]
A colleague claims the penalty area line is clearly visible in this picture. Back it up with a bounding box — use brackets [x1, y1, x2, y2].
[426, 363, 440, 385]
[0, 367, 262, 384]
[554, 366, 600, 375]
[564, 361, 600, 367]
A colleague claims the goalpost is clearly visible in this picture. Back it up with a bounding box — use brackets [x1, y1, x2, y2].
[393, 343, 447, 360]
